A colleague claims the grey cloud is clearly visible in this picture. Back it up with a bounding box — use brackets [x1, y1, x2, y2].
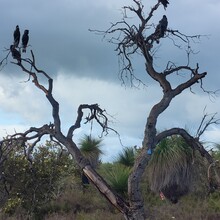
[2, 0, 220, 87]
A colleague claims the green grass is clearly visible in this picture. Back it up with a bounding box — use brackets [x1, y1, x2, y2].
[2, 183, 220, 220]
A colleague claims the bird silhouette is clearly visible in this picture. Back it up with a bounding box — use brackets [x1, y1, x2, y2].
[159, 0, 169, 9]
[13, 25, 20, 47]
[22, 30, 29, 52]
[154, 15, 168, 43]
[10, 45, 21, 63]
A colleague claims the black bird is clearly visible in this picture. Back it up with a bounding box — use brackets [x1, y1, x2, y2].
[159, 0, 169, 9]
[10, 45, 21, 63]
[158, 15, 168, 37]
[22, 30, 29, 52]
[154, 15, 168, 43]
[13, 25, 20, 47]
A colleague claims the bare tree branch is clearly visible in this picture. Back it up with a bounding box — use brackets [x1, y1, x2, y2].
[91, 0, 210, 96]
[67, 104, 118, 139]
[155, 127, 220, 188]
[155, 128, 214, 163]
[196, 110, 220, 139]
[0, 49, 11, 70]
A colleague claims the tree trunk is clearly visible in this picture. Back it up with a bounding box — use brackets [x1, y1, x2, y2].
[54, 132, 133, 218]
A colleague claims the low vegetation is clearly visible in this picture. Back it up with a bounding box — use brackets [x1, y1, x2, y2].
[0, 137, 220, 219]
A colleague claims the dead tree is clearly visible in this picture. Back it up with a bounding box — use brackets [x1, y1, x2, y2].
[0, 49, 131, 218]
[0, 1, 219, 220]
[91, 0, 219, 219]
[0, 50, 134, 217]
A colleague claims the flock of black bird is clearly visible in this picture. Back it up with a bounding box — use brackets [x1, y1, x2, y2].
[9, 1, 168, 64]
[149, 1, 169, 44]
[10, 25, 29, 63]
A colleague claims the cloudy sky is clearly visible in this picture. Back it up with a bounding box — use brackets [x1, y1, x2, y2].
[0, 0, 220, 161]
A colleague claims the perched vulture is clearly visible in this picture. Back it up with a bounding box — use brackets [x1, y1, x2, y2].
[10, 45, 21, 63]
[159, 0, 169, 9]
[22, 30, 29, 52]
[13, 25, 20, 47]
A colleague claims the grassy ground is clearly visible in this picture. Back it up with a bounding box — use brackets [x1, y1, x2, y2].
[1, 183, 220, 220]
